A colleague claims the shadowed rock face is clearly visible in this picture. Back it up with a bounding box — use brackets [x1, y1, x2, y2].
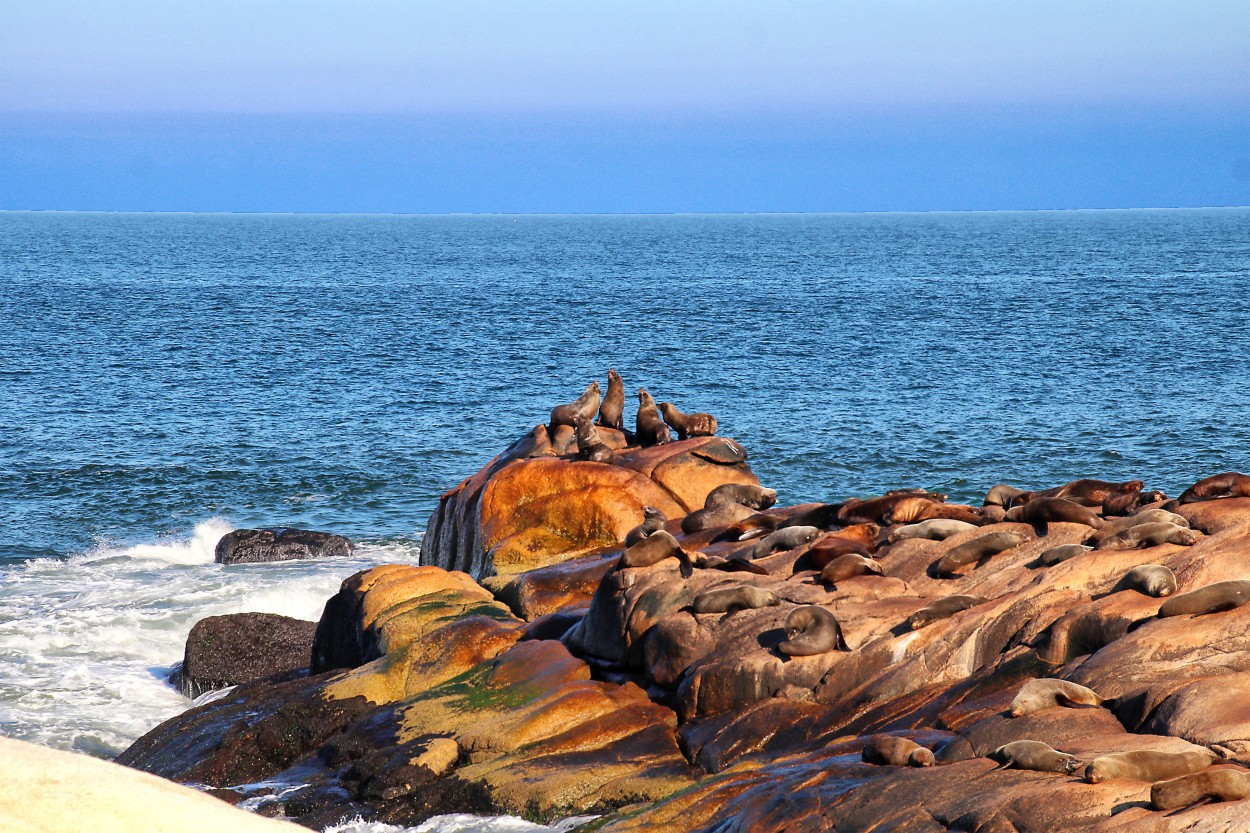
[172, 612, 317, 698]
[215, 528, 354, 564]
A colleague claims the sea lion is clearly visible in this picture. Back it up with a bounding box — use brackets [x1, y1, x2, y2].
[804, 526, 880, 571]
[1103, 489, 1168, 516]
[778, 503, 843, 531]
[1010, 678, 1109, 717]
[884, 497, 984, 526]
[549, 381, 601, 437]
[681, 502, 758, 534]
[819, 553, 884, 585]
[984, 484, 1029, 508]
[702, 555, 770, 575]
[624, 505, 667, 548]
[1115, 564, 1177, 598]
[838, 493, 946, 526]
[981, 505, 1008, 523]
[715, 513, 782, 542]
[1004, 497, 1104, 529]
[690, 584, 779, 614]
[657, 401, 718, 440]
[1094, 522, 1199, 552]
[706, 484, 778, 511]
[778, 605, 849, 656]
[618, 530, 693, 578]
[1036, 543, 1092, 566]
[908, 594, 989, 630]
[573, 415, 616, 464]
[596, 368, 625, 430]
[1150, 768, 1250, 811]
[887, 518, 979, 543]
[990, 740, 1080, 774]
[1032, 478, 1146, 507]
[1158, 580, 1250, 618]
[752, 526, 821, 560]
[1084, 749, 1215, 784]
[933, 530, 1031, 578]
[862, 735, 934, 767]
[1179, 472, 1250, 504]
[635, 387, 671, 447]
[1084, 509, 1190, 546]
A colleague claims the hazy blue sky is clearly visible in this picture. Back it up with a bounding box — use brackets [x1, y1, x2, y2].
[2, 1, 1247, 211]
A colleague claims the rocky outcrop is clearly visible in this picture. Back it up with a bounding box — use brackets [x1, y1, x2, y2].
[215, 527, 354, 564]
[172, 612, 317, 698]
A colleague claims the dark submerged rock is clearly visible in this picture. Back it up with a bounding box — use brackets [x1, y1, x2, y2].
[215, 527, 354, 565]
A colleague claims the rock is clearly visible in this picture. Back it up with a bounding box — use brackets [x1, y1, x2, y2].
[172, 612, 317, 698]
[215, 527, 354, 564]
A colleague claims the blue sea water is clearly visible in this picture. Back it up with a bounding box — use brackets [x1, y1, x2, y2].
[0, 209, 1248, 825]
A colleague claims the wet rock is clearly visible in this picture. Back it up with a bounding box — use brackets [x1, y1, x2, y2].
[215, 527, 354, 564]
[172, 612, 317, 698]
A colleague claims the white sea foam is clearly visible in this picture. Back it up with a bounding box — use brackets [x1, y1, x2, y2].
[0, 520, 421, 757]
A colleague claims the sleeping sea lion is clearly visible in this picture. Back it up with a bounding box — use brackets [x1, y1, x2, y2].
[715, 513, 782, 542]
[862, 735, 934, 767]
[635, 387, 671, 447]
[887, 518, 978, 543]
[778, 605, 849, 656]
[1004, 497, 1104, 529]
[778, 503, 843, 531]
[804, 525, 879, 571]
[573, 415, 616, 464]
[819, 553, 883, 585]
[548, 381, 601, 437]
[1031, 478, 1146, 507]
[908, 594, 989, 630]
[690, 584, 779, 614]
[624, 505, 667, 548]
[618, 530, 693, 578]
[1115, 564, 1177, 598]
[1035, 543, 1093, 567]
[1084, 509, 1189, 546]
[933, 530, 1031, 578]
[984, 484, 1029, 508]
[1150, 768, 1250, 811]
[1094, 522, 1199, 551]
[1010, 678, 1109, 717]
[681, 502, 757, 534]
[706, 484, 778, 510]
[837, 493, 946, 525]
[1084, 749, 1215, 784]
[596, 368, 625, 430]
[657, 401, 718, 440]
[751, 526, 821, 560]
[1158, 580, 1250, 618]
[1178, 472, 1250, 504]
[1103, 489, 1168, 516]
[990, 740, 1080, 774]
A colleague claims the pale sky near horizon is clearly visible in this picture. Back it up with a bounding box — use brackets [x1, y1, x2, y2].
[1, 1, 1247, 211]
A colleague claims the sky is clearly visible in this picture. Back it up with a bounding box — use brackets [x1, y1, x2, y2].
[1, 0, 1247, 212]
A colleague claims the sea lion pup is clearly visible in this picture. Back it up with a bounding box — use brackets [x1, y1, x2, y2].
[1158, 580, 1250, 618]
[990, 740, 1080, 774]
[549, 380, 601, 437]
[596, 368, 625, 430]
[624, 505, 667, 548]
[1103, 489, 1168, 516]
[1150, 768, 1250, 811]
[908, 594, 989, 630]
[887, 518, 979, 543]
[1004, 497, 1105, 530]
[635, 387, 671, 447]
[1035, 543, 1093, 567]
[1179, 472, 1250, 504]
[1084, 749, 1215, 784]
[819, 553, 883, 585]
[618, 530, 693, 578]
[657, 401, 718, 440]
[690, 584, 779, 614]
[1093, 522, 1199, 552]
[933, 530, 1031, 579]
[752, 526, 822, 560]
[777, 605, 849, 656]
[862, 735, 934, 767]
[1032, 478, 1146, 507]
[1010, 678, 1110, 717]
[573, 415, 616, 464]
[1115, 564, 1177, 598]
[984, 484, 1029, 508]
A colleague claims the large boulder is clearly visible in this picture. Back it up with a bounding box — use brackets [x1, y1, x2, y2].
[172, 612, 317, 698]
[215, 527, 354, 564]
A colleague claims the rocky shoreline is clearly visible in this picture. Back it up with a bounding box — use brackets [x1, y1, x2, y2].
[116, 419, 1250, 832]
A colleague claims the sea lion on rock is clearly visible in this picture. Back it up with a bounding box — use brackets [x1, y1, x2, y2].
[778, 503, 843, 531]
[597, 368, 625, 430]
[838, 493, 946, 526]
[1116, 564, 1177, 598]
[1084, 509, 1189, 546]
[1084, 749, 1215, 784]
[1179, 472, 1250, 504]
[933, 530, 1032, 578]
[1094, 522, 1199, 551]
[1103, 489, 1169, 516]
[887, 518, 979, 543]
[715, 513, 782, 542]
[1150, 768, 1250, 811]
[690, 585, 779, 614]
[752, 526, 821, 560]
[635, 387, 671, 447]
[1158, 580, 1250, 618]
[819, 554, 884, 585]
[990, 740, 1080, 774]
[573, 415, 616, 464]
[706, 484, 778, 511]
[624, 505, 667, 548]
[702, 555, 770, 575]
[657, 401, 718, 440]
[778, 605, 849, 656]
[1032, 478, 1146, 507]
[804, 525, 880, 571]
[1036, 543, 1092, 567]
[862, 735, 934, 767]
[909, 594, 989, 630]
[1005, 497, 1104, 529]
[1011, 678, 1109, 717]
[984, 484, 1029, 508]
[884, 497, 984, 526]
[682, 502, 757, 534]
[549, 381, 601, 437]
[618, 530, 694, 578]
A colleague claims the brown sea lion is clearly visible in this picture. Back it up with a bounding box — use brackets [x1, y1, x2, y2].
[1084, 749, 1215, 784]
[1004, 497, 1104, 529]
[690, 584, 779, 614]
[887, 518, 979, 543]
[624, 505, 667, 548]
[618, 530, 693, 578]
[990, 740, 1080, 774]
[778, 502, 843, 531]
[702, 555, 770, 575]
[573, 415, 616, 464]
[819, 553, 884, 585]
[909, 594, 989, 630]
[752, 526, 821, 560]
[596, 368, 625, 430]
[1150, 768, 1250, 811]
[681, 502, 758, 534]
[1094, 522, 1199, 552]
[548, 381, 601, 437]
[862, 735, 934, 767]
[635, 387, 671, 447]
[984, 484, 1029, 508]
[657, 401, 718, 440]
[715, 513, 782, 542]
[981, 505, 1008, 523]
[1084, 509, 1189, 546]
[1032, 478, 1146, 507]
[805, 525, 880, 571]
[778, 605, 849, 656]
[837, 493, 946, 525]
[1010, 678, 1109, 717]
[1103, 489, 1168, 516]
[1158, 580, 1250, 618]
[706, 483, 778, 511]
[884, 497, 984, 525]
[933, 530, 1032, 578]
[1179, 472, 1250, 504]
[1035, 543, 1093, 567]
[1115, 564, 1177, 598]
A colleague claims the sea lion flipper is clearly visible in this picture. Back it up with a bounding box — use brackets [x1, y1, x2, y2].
[1055, 695, 1100, 710]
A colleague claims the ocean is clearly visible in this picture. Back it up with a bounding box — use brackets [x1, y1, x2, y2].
[2, 209, 1248, 828]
